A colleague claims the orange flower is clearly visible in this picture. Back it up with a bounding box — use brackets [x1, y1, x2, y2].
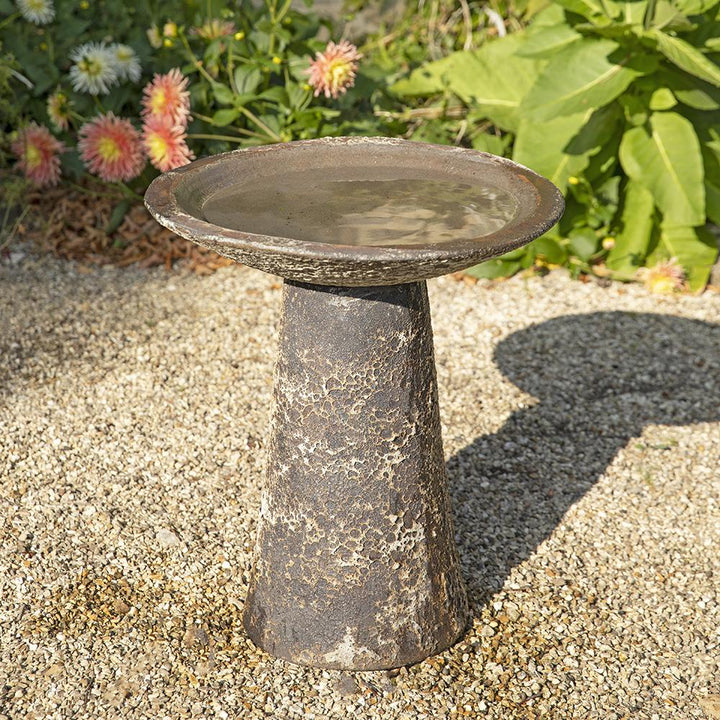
[142, 116, 194, 172]
[78, 113, 145, 182]
[11, 123, 64, 187]
[307, 41, 362, 99]
[141, 68, 191, 126]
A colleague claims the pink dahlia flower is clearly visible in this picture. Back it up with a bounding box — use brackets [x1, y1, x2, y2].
[307, 40, 362, 99]
[141, 68, 191, 126]
[142, 116, 194, 172]
[78, 113, 145, 182]
[11, 122, 64, 188]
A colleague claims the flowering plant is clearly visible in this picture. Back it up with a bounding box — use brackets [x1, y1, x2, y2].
[0, 0, 386, 211]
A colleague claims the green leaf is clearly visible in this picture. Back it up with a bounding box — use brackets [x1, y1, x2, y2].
[552, 0, 614, 19]
[703, 146, 720, 225]
[465, 258, 523, 279]
[648, 29, 720, 87]
[389, 54, 458, 97]
[391, 35, 544, 133]
[258, 86, 289, 104]
[513, 110, 595, 191]
[661, 225, 718, 292]
[620, 0, 648, 25]
[517, 24, 581, 58]
[675, 0, 720, 14]
[658, 67, 720, 110]
[212, 83, 235, 105]
[705, 177, 720, 225]
[521, 40, 648, 121]
[532, 235, 569, 264]
[106, 199, 131, 235]
[607, 180, 655, 277]
[234, 66, 262, 94]
[619, 111, 705, 226]
[649, 87, 677, 110]
[568, 227, 599, 260]
[469, 131, 509, 155]
[212, 108, 240, 126]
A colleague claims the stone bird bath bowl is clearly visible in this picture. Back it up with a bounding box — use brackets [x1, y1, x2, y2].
[145, 136, 564, 670]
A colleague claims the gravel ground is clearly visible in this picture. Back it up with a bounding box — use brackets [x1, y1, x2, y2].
[1, 252, 719, 719]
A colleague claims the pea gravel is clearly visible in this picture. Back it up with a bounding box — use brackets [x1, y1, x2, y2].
[1, 251, 719, 720]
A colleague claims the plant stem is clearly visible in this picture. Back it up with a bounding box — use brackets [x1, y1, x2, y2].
[0, 12, 19, 31]
[238, 106, 281, 141]
[188, 133, 249, 144]
[192, 113, 266, 138]
[64, 179, 124, 200]
[179, 32, 217, 85]
[644, 0, 657, 30]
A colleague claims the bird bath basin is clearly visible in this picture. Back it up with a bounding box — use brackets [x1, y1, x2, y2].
[145, 136, 564, 670]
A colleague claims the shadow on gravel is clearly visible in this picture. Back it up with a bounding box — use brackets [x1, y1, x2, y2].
[447, 311, 720, 608]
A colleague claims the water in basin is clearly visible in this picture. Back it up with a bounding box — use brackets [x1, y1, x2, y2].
[201, 172, 518, 247]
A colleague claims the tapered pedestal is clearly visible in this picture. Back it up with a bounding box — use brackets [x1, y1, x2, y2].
[242, 280, 470, 670]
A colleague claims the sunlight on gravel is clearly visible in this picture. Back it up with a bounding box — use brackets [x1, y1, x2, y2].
[1, 255, 719, 719]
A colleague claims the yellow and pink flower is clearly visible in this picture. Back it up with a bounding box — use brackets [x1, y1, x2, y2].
[11, 122, 64, 188]
[191, 19, 236, 40]
[47, 90, 71, 131]
[307, 40, 362, 99]
[141, 68, 191, 126]
[637, 258, 686, 294]
[78, 113, 145, 182]
[142, 116, 194, 172]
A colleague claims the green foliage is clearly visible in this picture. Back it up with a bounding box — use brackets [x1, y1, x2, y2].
[392, 0, 720, 291]
[0, 0, 400, 193]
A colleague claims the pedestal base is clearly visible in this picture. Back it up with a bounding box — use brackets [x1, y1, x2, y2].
[243, 280, 469, 669]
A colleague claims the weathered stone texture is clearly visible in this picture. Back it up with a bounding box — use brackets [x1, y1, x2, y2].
[243, 280, 470, 669]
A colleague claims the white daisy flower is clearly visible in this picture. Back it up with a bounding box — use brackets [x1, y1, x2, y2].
[69, 42, 118, 95]
[111, 43, 142, 83]
[16, 0, 55, 25]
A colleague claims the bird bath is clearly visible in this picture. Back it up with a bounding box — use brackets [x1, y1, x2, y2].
[145, 136, 564, 670]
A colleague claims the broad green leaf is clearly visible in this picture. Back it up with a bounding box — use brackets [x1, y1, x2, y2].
[106, 199, 131, 235]
[705, 177, 720, 225]
[389, 54, 459, 97]
[703, 146, 720, 225]
[258, 86, 289, 104]
[391, 35, 544, 132]
[234, 66, 262, 94]
[661, 225, 718, 291]
[521, 40, 648, 121]
[513, 110, 594, 191]
[553, 0, 617, 19]
[606, 180, 655, 277]
[649, 29, 720, 87]
[533, 235, 569, 264]
[658, 67, 720, 109]
[446, 36, 544, 131]
[675, 0, 720, 13]
[465, 258, 523, 279]
[565, 103, 624, 154]
[212, 108, 240, 126]
[517, 24, 581, 58]
[649, 87, 677, 109]
[469, 131, 509, 155]
[531, 3, 568, 25]
[568, 227, 600, 260]
[620, 0, 648, 25]
[619, 111, 705, 226]
[212, 83, 235, 105]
